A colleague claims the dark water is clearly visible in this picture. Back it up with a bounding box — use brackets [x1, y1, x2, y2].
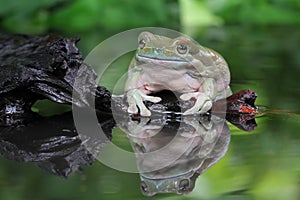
[1, 26, 300, 200]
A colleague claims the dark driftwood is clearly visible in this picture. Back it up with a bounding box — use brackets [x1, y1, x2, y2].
[0, 35, 113, 177]
[0, 34, 111, 126]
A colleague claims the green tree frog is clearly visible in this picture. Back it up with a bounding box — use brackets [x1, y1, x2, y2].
[125, 32, 231, 116]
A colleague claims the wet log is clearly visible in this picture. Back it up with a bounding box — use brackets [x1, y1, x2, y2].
[0, 34, 111, 127]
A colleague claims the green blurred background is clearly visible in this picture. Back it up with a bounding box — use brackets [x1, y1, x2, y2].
[0, 0, 300, 199]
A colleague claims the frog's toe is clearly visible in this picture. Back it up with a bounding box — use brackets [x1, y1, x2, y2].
[199, 100, 212, 113]
[140, 108, 151, 117]
[128, 104, 151, 116]
[183, 106, 200, 115]
[144, 96, 162, 103]
[135, 98, 152, 116]
[183, 96, 211, 115]
[180, 92, 199, 101]
[128, 104, 139, 114]
[201, 118, 213, 130]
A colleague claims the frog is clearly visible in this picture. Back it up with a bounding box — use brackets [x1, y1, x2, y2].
[125, 31, 231, 116]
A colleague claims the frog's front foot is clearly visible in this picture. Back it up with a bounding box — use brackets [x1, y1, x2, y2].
[127, 89, 162, 116]
[180, 92, 212, 115]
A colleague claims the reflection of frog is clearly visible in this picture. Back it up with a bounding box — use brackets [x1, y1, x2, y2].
[117, 115, 230, 196]
[125, 32, 232, 116]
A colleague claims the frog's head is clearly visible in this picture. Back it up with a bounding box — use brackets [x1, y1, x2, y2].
[139, 171, 198, 196]
[136, 32, 201, 65]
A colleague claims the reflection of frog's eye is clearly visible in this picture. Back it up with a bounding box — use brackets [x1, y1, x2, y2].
[178, 179, 189, 191]
[139, 39, 146, 49]
[177, 44, 188, 54]
[141, 181, 148, 193]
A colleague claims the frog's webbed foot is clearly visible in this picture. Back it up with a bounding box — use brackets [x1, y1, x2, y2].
[127, 89, 161, 116]
[180, 92, 212, 115]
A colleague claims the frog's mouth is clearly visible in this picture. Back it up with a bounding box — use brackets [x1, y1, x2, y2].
[137, 53, 188, 63]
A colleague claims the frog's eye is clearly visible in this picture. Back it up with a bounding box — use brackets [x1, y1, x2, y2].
[141, 181, 148, 193]
[178, 179, 189, 191]
[139, 39, 146, 49]
[177, 44, 188, 54]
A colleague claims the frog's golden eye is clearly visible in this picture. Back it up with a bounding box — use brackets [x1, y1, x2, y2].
[177, 44, 188, 54]
[139, 39, 146, 49]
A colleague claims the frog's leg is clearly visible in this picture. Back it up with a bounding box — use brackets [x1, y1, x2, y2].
[180, 78, 217, 115]
[127, 89, 161, 116]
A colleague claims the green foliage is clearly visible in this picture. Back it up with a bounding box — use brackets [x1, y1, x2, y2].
[1, 0, 300, 37]
[0, 0, 179, 35]
[178, 0, 300, 35]
[179, 0, 223, 34]
[0, 0, 64, 34]
[49, 0, 173, 31]
[208, 0, 300, 25]
[1, 0, 300, 53]
[0, 0, 180, 56]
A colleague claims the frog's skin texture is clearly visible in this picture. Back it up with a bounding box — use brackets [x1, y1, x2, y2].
[125, 32, 231, 116]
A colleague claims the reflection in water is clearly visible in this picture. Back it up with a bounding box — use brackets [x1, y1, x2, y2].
[0, 96, 258, 195]
[0, 112, 114, 178]
[117, 115, 229, 196]
[0, 87, 258, 196]
[226, 113, 257, 132]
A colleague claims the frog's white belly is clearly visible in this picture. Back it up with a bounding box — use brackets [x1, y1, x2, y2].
[138, 66, 203, 93]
